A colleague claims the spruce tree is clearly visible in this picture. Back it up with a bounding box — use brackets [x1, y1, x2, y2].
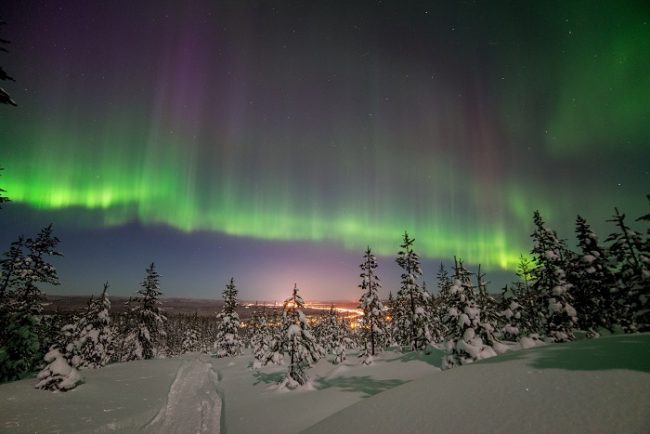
[125, 263, 166, 360]
[0, 167, 9, 209]
[214, 277, 243, 357]
[606, 207, 649, 332]
[385, 291, 396, 346]
[442, 260, 496, 369]
[498, 284, 522, 340]
[358, 247, 387, 363]
[0, 225, 62, 381]
[262, 284, 322, 388]
[530, 211, 577, 342]
[511, 254, 543, 336]
[571, 216, 615, 336]
[394, 232, 430, 351]
[250, 304, 271, 368]
[333, 316, 352, 364]
[0, 236, 24, 299]
[475, 265, 499, 346]
[314, 306, 340, 356]
[181, 320, 201, 354]
[75, 282, 113, 368]
[434, 263, 452, 341]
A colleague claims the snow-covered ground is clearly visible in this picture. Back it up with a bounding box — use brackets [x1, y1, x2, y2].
[1, 334, 648, 433]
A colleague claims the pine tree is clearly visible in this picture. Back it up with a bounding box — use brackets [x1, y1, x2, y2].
[441, 260, 497, 369]
[262, 284, 322, 388]
[214, 277, 243, 357]
[358, 247, 387, 363]
[394, 232, 430, 351]
[606, 207, 649, 332]
[571, 216, 615, 336]
[75, 282, 113, 368]
[530, 211, 577, 342]
[124, 263, 167, 360]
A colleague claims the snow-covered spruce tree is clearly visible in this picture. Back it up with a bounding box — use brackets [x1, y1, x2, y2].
[75, 282, 113, 368]
[433, 263, 452, 341]
[508, 254, 544, 337]
[498, 284, 522, 340]
[180, 313, 201, 354]
[358, 247, 387, 364]
[498, 255, 540, 342]
[385, 291, 396, 346]
[570, 216, 616, 336]
[0, 225, 62, 382]
[394, 232, 431, 351]
[263, 284, 323, 388]
[124, 263, 167, 360]
[441, 260, 497, 370]
[250, 304, 271, 368]
[181, 327, 200, 354]
[606, 207, 649, 332]
[118, 297, 140, 361]
[333, 316, 352, 364]
[214, 277, 243, 357]
[530, 211, 577, 342]
[474, 265, 499, 347]
[34, 347, 82, 392]
[0, 236, 24, 298]
[314, 306, 340, 356]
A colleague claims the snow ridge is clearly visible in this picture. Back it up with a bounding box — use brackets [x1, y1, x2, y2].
[144, 355, 221, 434]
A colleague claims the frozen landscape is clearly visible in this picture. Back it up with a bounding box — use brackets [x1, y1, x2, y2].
[2, 1, 650, 433]
[1, 333, 648, 433]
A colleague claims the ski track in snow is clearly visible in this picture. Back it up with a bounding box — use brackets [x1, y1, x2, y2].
[144, 356, 221, 434]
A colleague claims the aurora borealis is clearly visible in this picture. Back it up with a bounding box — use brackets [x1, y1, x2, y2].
[1, 0, 649, 299]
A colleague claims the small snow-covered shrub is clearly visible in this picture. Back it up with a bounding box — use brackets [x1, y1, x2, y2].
[35, 348, 83, 391]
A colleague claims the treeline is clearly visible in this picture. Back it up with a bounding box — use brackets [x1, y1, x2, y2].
[245, 201, 650, 386]
[0, 198, 648, 391]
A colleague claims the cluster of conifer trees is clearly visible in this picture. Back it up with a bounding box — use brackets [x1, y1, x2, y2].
[0, 193, 647, 389]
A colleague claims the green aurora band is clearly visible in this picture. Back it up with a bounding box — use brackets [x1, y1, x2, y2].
[1, 0, 649, 272]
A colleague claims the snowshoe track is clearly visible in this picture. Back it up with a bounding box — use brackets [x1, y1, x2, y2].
[144, 355, 221, 434]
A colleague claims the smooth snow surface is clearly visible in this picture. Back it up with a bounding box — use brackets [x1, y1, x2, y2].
[1, 334, 648, 433]
[304, 334, 650, 434]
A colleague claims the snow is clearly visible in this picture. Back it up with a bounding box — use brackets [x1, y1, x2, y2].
[305, 334, 650, 434]
[1, 334, 649, 433]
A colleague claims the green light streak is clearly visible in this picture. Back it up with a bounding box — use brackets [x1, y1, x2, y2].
[2, 119, 526, 269]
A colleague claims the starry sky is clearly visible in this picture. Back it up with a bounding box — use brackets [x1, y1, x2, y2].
[1, 0, 648, 301]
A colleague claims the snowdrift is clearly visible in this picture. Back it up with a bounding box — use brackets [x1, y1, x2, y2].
[303, 334, 650, 433]
[0, 334, 648, 433]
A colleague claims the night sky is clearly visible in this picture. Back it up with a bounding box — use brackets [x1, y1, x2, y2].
[1, 0, 648, 300]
